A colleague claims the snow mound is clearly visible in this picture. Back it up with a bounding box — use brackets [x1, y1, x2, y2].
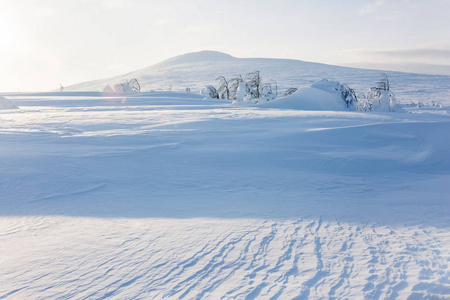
[260, 80, 353, 111]
[0, 96, 18, 109]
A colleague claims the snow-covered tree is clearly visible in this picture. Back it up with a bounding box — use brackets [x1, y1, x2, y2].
[228, 76, 243, 100]
[261, 80, 277, 101]
[201, 85, 219, 99]
[340, 83, 358, 108]
[234, 80, 247, 102]
[103, 78, 140, 94]
[126, 78, 140, 93]
[366, 73, 398, 112]
[356, 92, 371, 111]
[208, 72, 277, 103]
[216, 76, 230, 100]
[271, 80, 278, 99]
[246, 71, 262, 99]
[376, 73, 390, 91]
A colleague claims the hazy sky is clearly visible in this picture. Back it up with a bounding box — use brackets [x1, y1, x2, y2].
[1, 0, 449, 91]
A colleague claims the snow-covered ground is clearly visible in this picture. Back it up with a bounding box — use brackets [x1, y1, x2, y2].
[0, 91, 449, 299]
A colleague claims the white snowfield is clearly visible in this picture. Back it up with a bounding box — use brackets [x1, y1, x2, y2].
[0, 90, 449, 299]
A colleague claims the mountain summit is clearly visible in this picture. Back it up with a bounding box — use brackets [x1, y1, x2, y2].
[157, 51, 236, 66]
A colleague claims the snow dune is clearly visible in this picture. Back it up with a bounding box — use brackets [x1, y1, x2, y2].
[0, 92, 449, 299]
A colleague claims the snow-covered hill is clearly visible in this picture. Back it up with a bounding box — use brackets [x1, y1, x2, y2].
[66, 51, 450, 105]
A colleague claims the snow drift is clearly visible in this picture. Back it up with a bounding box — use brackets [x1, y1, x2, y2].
[259, 79, 356, 111]
[0, 96, 18, 109]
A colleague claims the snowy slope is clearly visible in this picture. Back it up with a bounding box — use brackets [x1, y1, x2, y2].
[0, 96, 18, 109]
[1, 92, 449, 299]
[65, 51, 450, 105]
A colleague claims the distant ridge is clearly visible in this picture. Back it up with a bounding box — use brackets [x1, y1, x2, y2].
[65, 50, 450, 104]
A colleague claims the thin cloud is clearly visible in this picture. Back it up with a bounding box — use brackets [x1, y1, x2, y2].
[341, 48, 450, 65]
[367, 49, 450, 61]
[333, 47, 450, 75]
[344, 61, 450, 76]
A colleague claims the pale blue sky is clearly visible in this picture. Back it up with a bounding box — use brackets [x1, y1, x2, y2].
[1, 0, 449, 91]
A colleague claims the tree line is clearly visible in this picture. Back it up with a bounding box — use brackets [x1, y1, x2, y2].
[202, 71, 278, 103]
[202, 71, 398, 112]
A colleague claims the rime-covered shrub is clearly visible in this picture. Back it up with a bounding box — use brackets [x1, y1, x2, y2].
[103, 78, 140, 94]
[201, 85, 219, 99]
[358, 74, 400, 112]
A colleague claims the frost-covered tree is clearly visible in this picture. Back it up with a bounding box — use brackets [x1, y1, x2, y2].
[104, 79, 140, 93]
[340, 84, 358, 108]
[126, 78, 140, 93]
[216, 76, 230, 100]
[201, 85, 219, 99]
[247, 71, 262, 99]
[267, 80, 277, 99]
[209, 72, 277, 102]
[235, 80, 248, 102]
[228, 76, 244, 100]
[366, 73, 398, 112]
[356, 92, 371, 111]
[376, 73, 390, 91]
[261, 80, 277, 101]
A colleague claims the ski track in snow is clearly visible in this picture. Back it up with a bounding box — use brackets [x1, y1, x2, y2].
[0, 92, 449, 299]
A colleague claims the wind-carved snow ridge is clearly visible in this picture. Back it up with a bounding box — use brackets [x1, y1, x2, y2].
[0, 218, 448, 299]
[0, 92, 449, 299]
